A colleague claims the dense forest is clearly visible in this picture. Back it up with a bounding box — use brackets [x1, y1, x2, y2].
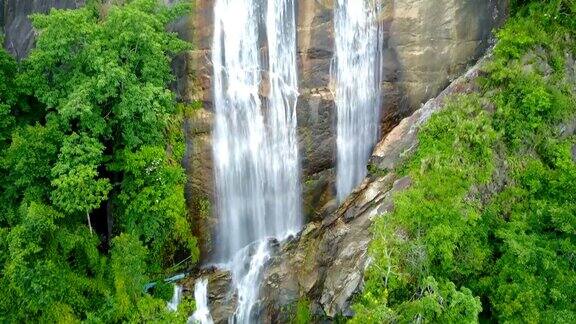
[0, 0, 198, 322]
[0, 0, 575, 323]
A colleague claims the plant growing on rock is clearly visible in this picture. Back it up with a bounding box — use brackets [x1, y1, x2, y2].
[354, 1, 576, 322]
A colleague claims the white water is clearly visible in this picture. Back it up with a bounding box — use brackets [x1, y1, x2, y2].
[230, 242, 271, 322]
[189, 279, 214, 324]
[211, 0, 300, 322]
[167, 284, 183, 312]
[334, 0, 383, 202]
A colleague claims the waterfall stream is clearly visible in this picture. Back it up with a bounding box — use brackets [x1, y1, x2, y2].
[167, 284, 183, 312]
[190, 279, 214, 324]
[211, 0, 300, 322]
[334, 0, 383, 201]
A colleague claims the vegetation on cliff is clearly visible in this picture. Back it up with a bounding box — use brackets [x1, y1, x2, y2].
[0, 0, 197, 321]
[1, 0, 574, 323]
[353, 1, 576, 323]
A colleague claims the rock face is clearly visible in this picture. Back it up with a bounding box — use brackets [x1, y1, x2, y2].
[182, 268, 236, 324]
[1, 0, 84, 58]
[182, 48, 492, 323]
[2, 1, 509, 320]
[180, 0, 508, 253]
[258, 50, 491, 321]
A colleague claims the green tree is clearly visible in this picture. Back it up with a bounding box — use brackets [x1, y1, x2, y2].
[115, 146, 199, 272]
[1, 202, 106, 321]
[51, 133, 112, 234]
[0, 0, 196, 321]
[2, 121, 63, 211]
[108, 233, 149, 320]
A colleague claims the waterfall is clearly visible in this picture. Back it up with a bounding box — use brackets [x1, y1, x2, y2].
[211, 0, 300, 322]
[167, 284, 183, 312]
[334, 0, 383, 202]
[189, 279, 214, 324]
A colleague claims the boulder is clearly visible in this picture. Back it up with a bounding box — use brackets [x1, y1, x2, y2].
[181, 268, 236, 324]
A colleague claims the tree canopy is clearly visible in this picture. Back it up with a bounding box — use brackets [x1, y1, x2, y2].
[0, 0, 198, 321]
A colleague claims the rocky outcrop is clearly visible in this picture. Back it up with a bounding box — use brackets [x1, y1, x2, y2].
[181, 50, 493, 322]
[180, 0, 508, 252]
[182, 268, 236, 323]
[1, 0, 84, 58]
[257, 50, 491, 321]
[260, 173, 409, 321]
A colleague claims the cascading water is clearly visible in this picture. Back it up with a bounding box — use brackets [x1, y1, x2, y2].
[190, 279, 214, 324]
[211, 0, 300, 322]
[167, 285, 183, 312]
[334, 0, 383, 202]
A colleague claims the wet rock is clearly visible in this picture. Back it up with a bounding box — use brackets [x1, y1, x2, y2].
[181, 267, 236, 324]
[302, 168, 336, 222]
[183, 109, 215, 258]
[258, 172, 401, 320]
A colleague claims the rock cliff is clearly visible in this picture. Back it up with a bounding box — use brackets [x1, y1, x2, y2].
[1, 0, 84, 58]
[1, 0, 511, 321]
[182, 46, 493, 323]
[178, 0, 508, 256]
[1, 0, 509, 257]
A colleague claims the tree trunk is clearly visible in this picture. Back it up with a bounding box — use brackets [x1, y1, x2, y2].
[87, 211, 93, 235]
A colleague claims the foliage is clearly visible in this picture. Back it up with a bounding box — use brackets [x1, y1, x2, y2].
[114, 146, 199, 273]
[353, 95, 496, 323]
[354, 1, 576, 323]
[0, 0, 196, 322]
[1, 202, 106, 321]
[0, 40, 18, 146]
[479, 140, 576, 323]
[51, 133, 112, 233]
[2, 121, 63, 211]
[292, 297, 312, 324]
[107, 233, 149, 321]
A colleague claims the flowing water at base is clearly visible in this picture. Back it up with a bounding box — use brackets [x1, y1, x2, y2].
[230, 241, 271, 322]
[190, 279, 214, 324]
[167, 285, 183, 312]
[211, 0, 300, 322]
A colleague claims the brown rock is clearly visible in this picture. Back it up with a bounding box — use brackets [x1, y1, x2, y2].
[258, 51, 491, 320]
[181, 268, 236, 324]
[178, 0, 509, 231]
